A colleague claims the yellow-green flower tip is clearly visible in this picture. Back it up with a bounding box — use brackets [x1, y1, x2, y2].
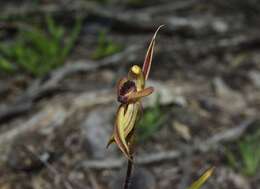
[131, 65, 142, 75]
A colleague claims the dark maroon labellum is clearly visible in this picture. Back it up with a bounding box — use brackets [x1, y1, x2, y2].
[117, 95, 128, 104]
[118, 80, 136, 103]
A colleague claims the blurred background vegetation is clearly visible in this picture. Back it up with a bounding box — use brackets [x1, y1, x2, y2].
[0, 0, 260, 189]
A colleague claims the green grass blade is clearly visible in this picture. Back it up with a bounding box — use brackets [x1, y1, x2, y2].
[188, 167, 214, 189]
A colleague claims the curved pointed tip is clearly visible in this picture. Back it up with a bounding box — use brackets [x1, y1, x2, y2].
[142, 25, 164, 80]
[153, 25, 165, 39]
[106, 138, 114, 148]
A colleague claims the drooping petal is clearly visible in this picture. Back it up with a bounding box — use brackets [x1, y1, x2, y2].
[126, 87, 154, 102]
[111, 103, 140, 160]
[114, 104, 130, 159]
[123, 103, 139, 138]
[142, 25, 164, 80]
[107, 103, 140, 153]
[106, 104, 135, 148]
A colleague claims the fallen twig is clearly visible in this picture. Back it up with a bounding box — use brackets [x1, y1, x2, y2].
[0, 44, 141, 124]
[0, 89, 114, 145]
[39, 44, 141, 88]
[1, 0, 233, 36]
[196, 118, 255, 152]
[164, 34, 260, 59]
[139, 0, 199, 16]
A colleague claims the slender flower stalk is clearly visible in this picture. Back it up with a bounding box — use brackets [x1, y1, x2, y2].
[107, 26, 163, 189]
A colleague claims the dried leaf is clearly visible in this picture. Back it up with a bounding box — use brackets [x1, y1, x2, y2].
[173, 121, 191, 141]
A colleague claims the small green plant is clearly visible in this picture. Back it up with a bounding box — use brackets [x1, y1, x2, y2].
[0, 16, 81, 76]
[91, 31, 122, 60]
[239, 137, 260, 176]
[137, 95, 164, 141]
[0, 56, 16, 73]
[188, 168, 214, 189]
[225, 128, 260, 176]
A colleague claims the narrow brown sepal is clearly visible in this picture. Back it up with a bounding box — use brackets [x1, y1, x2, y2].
[142, 25, 164, 80]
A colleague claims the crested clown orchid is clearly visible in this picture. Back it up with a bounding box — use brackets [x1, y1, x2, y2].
[107, 26, 163, 160]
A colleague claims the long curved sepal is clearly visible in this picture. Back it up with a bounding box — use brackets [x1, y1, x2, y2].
[114, 104, 130, 159]
[142, 25, 164, 80]
[106, 102, 141, 148]
[109, 103, 140, 160]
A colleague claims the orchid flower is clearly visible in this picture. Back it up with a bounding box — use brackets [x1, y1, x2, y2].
[107, 26, 163, 160]
[106, 26, 213, 189]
